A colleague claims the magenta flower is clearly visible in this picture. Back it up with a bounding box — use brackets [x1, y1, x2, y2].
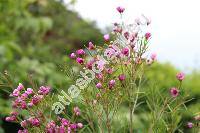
[86, 58, 96, 70]
[105, 47, 116, 58]
[38, 86, 50, 95]
[145, 32, 151, 40]
[76, 49, 85, 55]
[103, 34, 110, 41]
[70, 124, 77, 129]
[21, 93, 28, 100]
[88, 42, 95, 50]
[18, 129, 28, 133]
[29, 117, 40, 127]
[116, 6, 125, 13]
[28, 102, 33, 107]
[96, 83, 102, 89]
[5, 116, 16, 122]
[76, 57, 84, 64]
[21, 101, 27, 109]
[12, 89, 20, 97]
[21, 120, 28, 128]
[77, 123, 83, 128]
[73, 107, 81, 116]
[106, 68, 113, 74]
[96, 59, 106, 71]
[17, 83, 24, 91]
[124, 32, 129, 40]
[31, 95, 43, 105]
[176, 72, 185, 81]
[109, 80, 116, 89]
[96, 73, 103, 80]
[113, 27, 122, 33]
[10, 111, 18, 116]
[187, 122, 193, 128]
[70, 53, 76, 59]
[118, 74, 126, 81]
[150, 53, 157, 61]
[25, 88, 33, 95]
[61, 118, 69, 126]
[170, 87, 179, 97]
[121, 47, 129, 56]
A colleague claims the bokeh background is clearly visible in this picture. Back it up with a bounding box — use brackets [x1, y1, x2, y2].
[0, 0, 199, 132]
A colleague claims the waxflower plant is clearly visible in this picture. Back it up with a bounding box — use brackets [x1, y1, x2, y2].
[67, 6, 156, 133]
[3, 6, 198, 133]
[5, 83, 83, 133]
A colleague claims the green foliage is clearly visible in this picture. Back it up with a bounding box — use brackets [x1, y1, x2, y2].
[0, 1, 103, 132]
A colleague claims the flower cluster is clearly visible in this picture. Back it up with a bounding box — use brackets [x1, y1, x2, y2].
[5, 83, 83, 133]
[45, 117, 83, 133]
[186, 114, 200, 129]
[68, 6, 157, 132]
[169, 72, 185, 97]
[9, 84, 50, 110]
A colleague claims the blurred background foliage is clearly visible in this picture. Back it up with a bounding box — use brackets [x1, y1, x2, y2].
[0, 0, 199, 132]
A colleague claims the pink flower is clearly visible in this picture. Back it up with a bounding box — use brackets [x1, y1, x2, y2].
[118, 74, 126, 81]
[170, 87, 179, 97]
[146, 59, 153, 65]
[77, 123, 83, 128]
[21, 120, 28, 128]
[21, 101, 27, 109]
[28, 117, 40, 127]
[116, 6, 125, 13]
[28, 102, 33, 107]
[10, 111, 18, 116]
[105, 47, 116, 58]
[96, 73, 103, 80]
[70, 124, 77, 129]
[61, 118, 69, 126]
[109, 80, 116, 89]
[113, 27, 122, 33]
[106, 68, 113, 74]
[12, 89, 20, 97]
[88, 42, 95, 50]
[5, 116, 16, 122]
[187, 122, 193, 128]
[96, 59, 106, 71]
[73, 107, 81, 116]
[31, 95, 43, 105]
[76, 57, 84, 64]
[150, 53, 157, 61]
[59, 125, 65, 133]
[96, 83, 102, 89]
[21, 93, 28, 100]
[38, 86, 50, 95]
[121, 47, 129, 56]
[86, 58, 96, 70]
[12, 99, 20, 108]
[46, 121, 56, 132]
[96, 93, 101, 99]
[124, 32, 129, 40]
[17, 83, 24, 91]
[145, 32, 151, 40]
[176, 72, 185, 81]
[25, 88, 33, 95]
[76, 49, 85, 55]
[18, 129, 28, 133]
[70, 53, 76, 59]
[103, 34, 110, 41]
